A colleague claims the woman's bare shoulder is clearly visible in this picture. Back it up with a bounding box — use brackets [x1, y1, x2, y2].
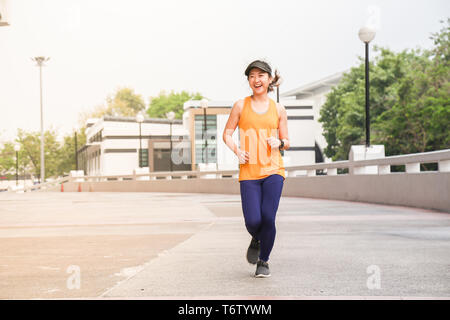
[233, 99, 245, 113]
[275, 101, 286, 117]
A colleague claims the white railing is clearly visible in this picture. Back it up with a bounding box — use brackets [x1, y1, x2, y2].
[12, 148, 450, 192]
[286, 148, 450, 177]
[68, 148, 450, 182]
[21, 176, 70, 193]
[75, 169, 239, 182]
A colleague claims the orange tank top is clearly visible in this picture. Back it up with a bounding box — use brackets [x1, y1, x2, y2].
[238, 96, 285, 181]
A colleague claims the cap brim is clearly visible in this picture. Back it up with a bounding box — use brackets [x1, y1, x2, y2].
[245, 62, 271, 76]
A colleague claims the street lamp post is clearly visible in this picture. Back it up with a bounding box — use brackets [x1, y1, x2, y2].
[14, 144, 20, 186]
[166, 111, 176, 172]
[136, 112, 144, 168]
[358, 26, 376, 147]
[74, 128, 78, 171]
[275, 76, 283, 103]
[200, 99, 209, 165]
[31, 56, 50, 183]
[275, 76, 284, 155]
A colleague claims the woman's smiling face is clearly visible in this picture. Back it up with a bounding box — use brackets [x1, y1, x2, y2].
[248, 68, 272, 95]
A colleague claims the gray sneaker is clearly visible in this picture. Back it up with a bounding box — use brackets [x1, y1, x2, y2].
[255, 260, 271, 278]
[246, 238, 260, 265]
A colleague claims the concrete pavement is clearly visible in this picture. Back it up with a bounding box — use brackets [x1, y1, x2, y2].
[0, 191, 449, 299]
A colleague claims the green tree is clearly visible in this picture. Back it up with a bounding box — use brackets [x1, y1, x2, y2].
[0, 142, 16, 178]
[1, 127, 88, 181]
[57, 127, 87, 175]
[1, 139, 38, 181]
[147, 90, 205, 119]
[80, 87, 146, 123]
[16, 128, 64, 180]
[373, 20, 450, 155]
[106, 87, 146, 116]
[319, 19, 449, 160]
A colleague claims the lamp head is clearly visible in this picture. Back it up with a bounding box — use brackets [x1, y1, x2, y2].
[200, 98, 208, 109]
[31, 56, 50, 66]
[166, 111, 175, 121]
[358, 26, 376, 43]
[136, 112, 145, 123]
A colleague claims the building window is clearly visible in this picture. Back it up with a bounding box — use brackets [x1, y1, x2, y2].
[89, 130, 103, 143]
[139, 149, 149, 167]
[195, 115, 216, 163]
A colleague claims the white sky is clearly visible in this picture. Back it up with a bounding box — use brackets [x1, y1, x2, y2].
[0, 0, 448, 143]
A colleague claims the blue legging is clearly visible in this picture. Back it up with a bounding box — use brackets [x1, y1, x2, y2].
[239, 174, 284, 262]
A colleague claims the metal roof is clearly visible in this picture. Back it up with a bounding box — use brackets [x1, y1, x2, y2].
[102, 115, 183, 124]
[281, 69, 349, 98]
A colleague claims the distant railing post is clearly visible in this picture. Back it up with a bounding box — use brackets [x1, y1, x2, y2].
[406, 163, 420, 173]
[327, 168, 337, 176]
[378, 165, 390, 175]
[438, 160, 450, 172]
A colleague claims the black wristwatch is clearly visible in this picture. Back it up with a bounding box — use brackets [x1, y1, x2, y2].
[279, 139, 285, 151]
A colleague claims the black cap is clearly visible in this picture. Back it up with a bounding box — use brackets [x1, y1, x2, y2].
[244, 60, 272, 77]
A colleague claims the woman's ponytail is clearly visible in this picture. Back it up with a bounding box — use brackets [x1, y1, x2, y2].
[268, 69, 281, 93]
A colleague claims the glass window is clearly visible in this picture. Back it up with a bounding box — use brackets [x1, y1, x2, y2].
[194, 115, 216, 163]
[139, 149, 149, 167]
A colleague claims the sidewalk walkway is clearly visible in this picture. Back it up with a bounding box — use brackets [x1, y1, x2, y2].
[0, 192, 449, 299]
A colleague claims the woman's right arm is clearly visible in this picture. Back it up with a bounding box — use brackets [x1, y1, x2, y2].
[223, 100, 248, 163]
[222, 100, 242, 155]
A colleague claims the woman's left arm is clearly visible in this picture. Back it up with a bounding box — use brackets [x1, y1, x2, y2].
[278, 103, 290, 150]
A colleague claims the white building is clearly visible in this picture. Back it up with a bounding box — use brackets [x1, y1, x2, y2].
[281, 70, 347, 163]
[0, 0, 11, 26]
[79, 116, 190, 176]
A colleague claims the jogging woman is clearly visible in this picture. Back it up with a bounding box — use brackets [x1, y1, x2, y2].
[222, 60, 290, 278]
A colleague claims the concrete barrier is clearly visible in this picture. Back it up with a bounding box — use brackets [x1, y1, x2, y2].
[39, 149, 450, 212]
[61, 172, 450, 213]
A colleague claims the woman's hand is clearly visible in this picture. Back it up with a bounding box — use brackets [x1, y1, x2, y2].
[236, 149, 249, 164]
[266, 137, 281, 149]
